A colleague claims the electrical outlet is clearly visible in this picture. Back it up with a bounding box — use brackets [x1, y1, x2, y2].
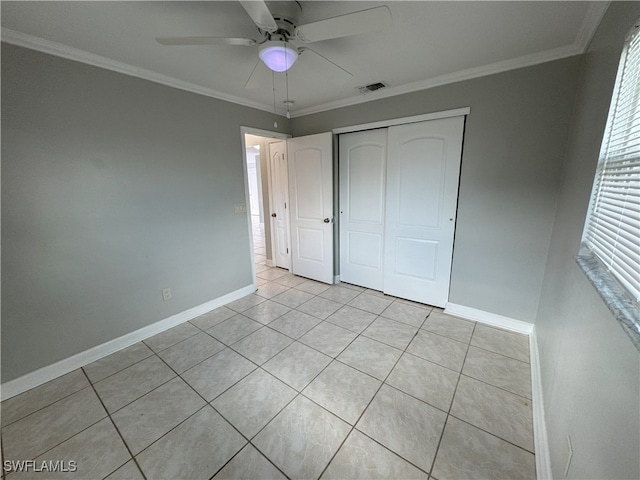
[234, 203, 247, 214]
[564, 435, 573, 477]
[162, 287, 172, 301]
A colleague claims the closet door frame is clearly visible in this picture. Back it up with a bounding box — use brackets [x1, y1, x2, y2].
[335, 108, 469, 305]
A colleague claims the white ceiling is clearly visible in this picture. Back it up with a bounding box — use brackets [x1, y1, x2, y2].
[1, 1, 608, 117]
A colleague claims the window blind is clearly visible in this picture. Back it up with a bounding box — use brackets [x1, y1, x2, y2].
[584, 22, 640, 302]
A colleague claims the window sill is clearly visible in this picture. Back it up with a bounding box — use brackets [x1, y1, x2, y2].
[576, 254, 640, 352]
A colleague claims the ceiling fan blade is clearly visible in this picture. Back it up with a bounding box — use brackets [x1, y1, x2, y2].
[244, 59, 272, 89]
[298, 48, 353, 84]
[239, 0, 277, 33]
[296, 6, 391, 43]
[156, 36, 256, 46]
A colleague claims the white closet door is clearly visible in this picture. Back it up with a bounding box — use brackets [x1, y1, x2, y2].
[383, 116, 464, 307]
[267, 140, 291, 269]
[288, 132, 334, 284]
[339, 129, 387, 290]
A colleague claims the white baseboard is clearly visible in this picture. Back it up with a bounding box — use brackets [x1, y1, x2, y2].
[443, 303, 550, 479]
[334, 275, 340, 284]
[444, 302, 534, 335]
[530, 327, 553, 480]
[1, 284, 255, 401]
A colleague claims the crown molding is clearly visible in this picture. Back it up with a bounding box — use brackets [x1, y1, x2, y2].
[575, 1, 610, 52]
[3, 1, 608, 120]
[290, 43, 582, 117]
[1, 28, 279, 115]
[291, 2, 609, 118]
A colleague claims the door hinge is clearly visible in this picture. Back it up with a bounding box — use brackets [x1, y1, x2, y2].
[286, 248, 289, 254]
[284, 202, 287, 209]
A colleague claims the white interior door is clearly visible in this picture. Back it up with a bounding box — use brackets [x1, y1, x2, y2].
[383, 116, 464, 307]
[267, 140, 291, 269]
[247, 158, 259, 215]
[339, 129, 387, 290]
[287, 132, 334, 284]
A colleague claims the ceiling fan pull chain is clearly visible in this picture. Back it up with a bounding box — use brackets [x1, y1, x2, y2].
[272, 70, 278, 128]
[285, 41, 291, 119]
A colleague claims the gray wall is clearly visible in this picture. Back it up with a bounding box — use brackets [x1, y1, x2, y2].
[293, 57, 581, 323]
[535, 3, 640, 479]
[1, 44, 290, 381]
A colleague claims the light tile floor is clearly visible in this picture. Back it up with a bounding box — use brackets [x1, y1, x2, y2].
[1, 218, 536, 479]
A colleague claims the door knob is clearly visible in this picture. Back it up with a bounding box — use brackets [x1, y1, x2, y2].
[323, 218, 331, 223]
[271, 213, 277, 218]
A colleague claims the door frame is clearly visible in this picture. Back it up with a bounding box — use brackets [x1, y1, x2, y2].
[240, 127, 291, 287]
[332, 108, 470, 135]
[333, 107, 469, 302]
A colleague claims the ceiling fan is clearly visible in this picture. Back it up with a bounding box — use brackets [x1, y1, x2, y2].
[156, 1, 391, 88]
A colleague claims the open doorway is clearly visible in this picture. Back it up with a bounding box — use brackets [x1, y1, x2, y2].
[244, 137, 267, 266]
[241, 127, 335, 285]
[241, 128, 290, 282]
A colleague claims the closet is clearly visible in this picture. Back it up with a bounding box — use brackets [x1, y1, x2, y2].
[339, 116, 465, 307]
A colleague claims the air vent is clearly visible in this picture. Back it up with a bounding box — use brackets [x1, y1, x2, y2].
[357, 82, 388, 94]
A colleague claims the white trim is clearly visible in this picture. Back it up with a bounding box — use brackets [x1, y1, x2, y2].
[332, 108, 470, 135]
[444, 302, 534, 335]
[292, 45, 582, 118]
[240, 127, 291, 283]
[334, 275, 340, 285]
[240, 133, 257, 286]
[530, 327, 553, 480]
[1, 29, 276, 115]
[575, 2, 610, 52]
[266, 141, 278, 267]
[0, 285, 255, 401]
[443, 303, 551, 479]
[240, 127, 290, 141]
[3, 2, 607, 121]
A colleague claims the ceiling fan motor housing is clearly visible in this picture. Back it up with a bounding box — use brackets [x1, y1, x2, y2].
[263, 1, 302, 39]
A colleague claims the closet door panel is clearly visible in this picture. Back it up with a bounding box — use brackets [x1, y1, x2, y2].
[339, 129, 387, 290]
[384, 117, 464, 306]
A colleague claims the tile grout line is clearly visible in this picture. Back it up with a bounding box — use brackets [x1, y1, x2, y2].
[160, 320, 312, 480]
[143, 283, 535, 476]
[206, 442, 290, 480]
[316, 308, 433, 479]
[426, 319, 477, 479]
[252, 246, 476, 476]
[431, 307, 535, 457]
[217, 265, 534, 476]
[95, 345, 252, 478]
[445, 413, 536, 456]
[112, 349, 255, 479]
[467, 342, 532, 365]
[94, 364, 178, 416]
[81, 369, 148, 480]
[10, 246, 534, 480]
[1, 386, 109, 470]
[455, 372, 533, 402]
[202, 391, 292, 480]
[81, 351, 154, 387]
[423, 320, 539, 475]
[203, 271, 403, 478]
[1, 374, 90, 429]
